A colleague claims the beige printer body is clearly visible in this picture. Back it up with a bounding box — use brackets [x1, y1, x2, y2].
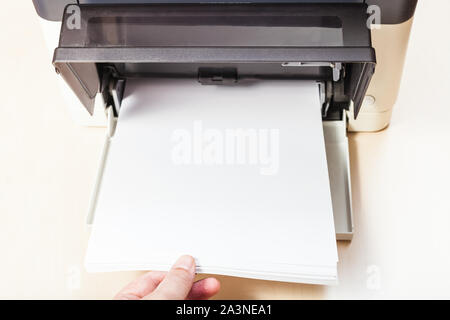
[350, 14, 415, 131]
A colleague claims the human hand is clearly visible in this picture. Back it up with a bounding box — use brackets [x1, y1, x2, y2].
[114, 255, 220, 300]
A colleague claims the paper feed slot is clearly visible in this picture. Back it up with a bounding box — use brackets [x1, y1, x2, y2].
[53, 3, 376, 119]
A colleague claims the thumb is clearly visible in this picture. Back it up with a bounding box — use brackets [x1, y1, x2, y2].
[145, 255, 196, 300]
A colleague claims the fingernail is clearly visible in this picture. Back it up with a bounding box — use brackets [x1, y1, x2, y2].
[173, 255, 195, 273]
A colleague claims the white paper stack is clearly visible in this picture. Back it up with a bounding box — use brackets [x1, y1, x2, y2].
[85, 79, 338, 284]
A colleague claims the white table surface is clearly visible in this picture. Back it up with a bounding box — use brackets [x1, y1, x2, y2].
[1, 1, 450, 299]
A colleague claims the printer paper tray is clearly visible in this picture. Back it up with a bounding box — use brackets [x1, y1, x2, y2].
[85, 79, 342, 284]
[324, 118, 354, 240]
[88, 113, 354, 241]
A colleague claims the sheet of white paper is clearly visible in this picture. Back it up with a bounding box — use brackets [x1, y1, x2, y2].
[85, 79, 338, 284]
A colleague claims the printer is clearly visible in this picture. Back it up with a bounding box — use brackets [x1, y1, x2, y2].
[33, 0, 417, 242]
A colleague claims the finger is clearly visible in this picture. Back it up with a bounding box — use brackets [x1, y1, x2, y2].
[187, 277, 221, 300]
[114, 271, 166, 300]
[145, 255, 196, 300]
